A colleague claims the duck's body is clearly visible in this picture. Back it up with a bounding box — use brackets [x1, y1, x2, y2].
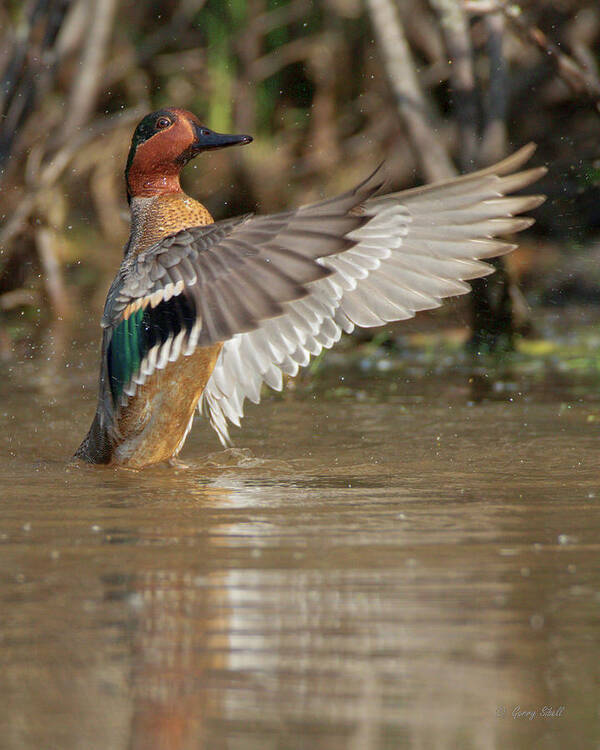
[77, 188, 221, 467]
[75, 108, 546, 469]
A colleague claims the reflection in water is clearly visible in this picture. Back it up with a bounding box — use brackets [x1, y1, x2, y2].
[84, 469, 597, 750]
[102, 485, 232, 750]
[1, 316, 599, 748]
[126, 569, 223, 750]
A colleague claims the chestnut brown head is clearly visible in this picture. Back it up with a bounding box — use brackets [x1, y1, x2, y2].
[125, 108, 252, 201]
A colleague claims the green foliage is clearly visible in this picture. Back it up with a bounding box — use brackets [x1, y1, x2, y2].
[581, 165, 600, 187]
[204, 7, 235, 133]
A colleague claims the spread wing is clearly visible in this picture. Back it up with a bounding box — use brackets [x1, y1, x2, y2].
[96, 171, 384, 425]
[200, 144, 547, 445]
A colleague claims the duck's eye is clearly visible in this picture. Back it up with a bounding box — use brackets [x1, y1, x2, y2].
[199, 128, 210, 136]
[155, 117, 172, 130]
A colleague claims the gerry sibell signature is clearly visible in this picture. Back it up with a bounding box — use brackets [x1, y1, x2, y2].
[496, 705, 566, 720]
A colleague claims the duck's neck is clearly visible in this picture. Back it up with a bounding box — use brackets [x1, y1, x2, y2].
[126, 193, 214, 256]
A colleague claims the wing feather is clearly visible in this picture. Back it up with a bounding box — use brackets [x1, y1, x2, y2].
[98, 171, 383, 412]
[201, 145, 546, 444]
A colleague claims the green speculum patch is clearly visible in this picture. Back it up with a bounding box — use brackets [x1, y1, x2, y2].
[107, 293, 197, 404]
[108, 307, 145, 402]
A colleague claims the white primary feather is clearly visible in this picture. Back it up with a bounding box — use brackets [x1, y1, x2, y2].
[200, 147, 545, 445]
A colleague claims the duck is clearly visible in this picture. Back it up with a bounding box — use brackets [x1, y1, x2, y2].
[75, 107, 546, 469]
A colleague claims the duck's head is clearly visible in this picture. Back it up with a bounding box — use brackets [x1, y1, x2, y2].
[125, 108, 252, 201]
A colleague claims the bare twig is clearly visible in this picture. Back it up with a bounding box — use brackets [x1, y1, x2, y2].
[35, 226, 70, 318]
[430, 0, 478, 170]
[366, 0, 456, 181]
[0, 289, 39, 311]
[102, 0, 208, 86]
[248, 37, 322, 82]
[62, 0, 118, 140]
[244, 0, 311, 37]
[0, 107, 144, 249]
[466, 0, 600, 108]
[480, 11, 508, 165]
[0, 0, 72, 177]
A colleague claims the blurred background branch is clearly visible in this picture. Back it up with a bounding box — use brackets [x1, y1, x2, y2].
[0, 0, 599, 356]
[366, 0, 455, 181]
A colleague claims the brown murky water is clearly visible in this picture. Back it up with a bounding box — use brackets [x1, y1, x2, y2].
[1, 318, 599, 749]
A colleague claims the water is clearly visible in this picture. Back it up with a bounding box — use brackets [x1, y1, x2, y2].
[1, 319, 599, 749]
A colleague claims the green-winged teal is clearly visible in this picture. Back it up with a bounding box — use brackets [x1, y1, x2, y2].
[75, 108, 546, 468]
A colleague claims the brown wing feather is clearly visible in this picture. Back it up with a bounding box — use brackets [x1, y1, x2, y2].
[101, 168, 385, 337]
